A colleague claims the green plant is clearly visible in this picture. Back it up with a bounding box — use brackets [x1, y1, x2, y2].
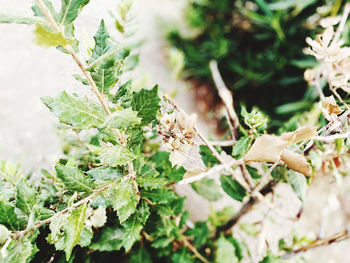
[167, 0, 347, 123]
[0, 1, 349, 263]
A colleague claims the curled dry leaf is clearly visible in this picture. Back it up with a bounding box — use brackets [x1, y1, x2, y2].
[244, 135, 290, 163]
[322, 95, 343, 117]
[244, 126, 316, 176]
[281, 149, 311, 177]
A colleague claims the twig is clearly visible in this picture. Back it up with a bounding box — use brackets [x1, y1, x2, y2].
[331, 3, 350, 46]
[209, 60, 239, 131]
[36, 0, 111, 116]
[281, 229, 349, 259]
[215, 179, 276, 238]
[163, 94, 250, 191]
[223, 110, 236, 141]
[183, 237, 209, 263]
[313, 131, 350, 142]
[198, 139, 236, 147]
[12, 182, 112, 239]
[315, 67, 325, 100]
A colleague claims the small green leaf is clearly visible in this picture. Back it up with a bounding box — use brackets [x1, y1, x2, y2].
[0, 238, 33, 263]
[34, 23, 72, 48]
[42, 91, 107, 129]
[220, 175, 246, 202]
[55, 164, 95, 194]
[16, 178, 36, 215]
[100, 145, 136, 167]
[185, 222, 210, 247]
[63, 204, 87, 260]
[87, 167, 123, 181]
[104, 108, 141, 129]
[171, 248, 194, 263]
[131, 85, 161, 125]
[129, 247, 152, 263]
[232, 136, 251, 159]
[191, 177, 222, 201]
[288, 171, 308, 202]
[89, 226, 123, 251]
[137, 200, 150, 225]
[0, 11, 43, 24]
[121, 214, 143, 251]
[0, 199, 26, 231]
[136, 164, 166, 189]
[59, 0, 90, 25]
[216, 235, 238, 263]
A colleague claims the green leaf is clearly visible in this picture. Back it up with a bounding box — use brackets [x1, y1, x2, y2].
[104, 108, 141, 129]
[89, 226, 123, 251]
[232, 136, 251, 159]
[63, 203, 87, 260]
[0, 238, 33, 263]
[0, 11, 43, 24]
[113, 80, 132, 104]
[259, 255, 282, 263]
[88, 20, 129, 94]
[288, 171, 308, 202]
[118, 195, 138, 223]
[59, 0, 90, 25]
[79, 228, 93, 247]
[131, 85, 161, 125]
[0, 199, 26, 231]
[16, 178, 36, 215]
[171, 248, 194, 263]
[220, 175, 246, 202]
[42, 91, 107, 129]
[100, 145, 136, 167]
[34, 23, 72, 48]
[137, 200, 150, 225]
[87, 167, 123, 181]
[55, 164, 95, 194]
[142, 189, 177, 204]
[191, 177, 222, 201]
[0, 224, 10, 245]
[216, 235, 238, 263]
[121, 214, 143, 251]
[129, 247, 152, 263]
[185, 222, 210, 247]
[136, 164, 166, 189]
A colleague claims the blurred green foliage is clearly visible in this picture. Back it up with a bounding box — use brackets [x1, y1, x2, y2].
[167, 0, 345, 124]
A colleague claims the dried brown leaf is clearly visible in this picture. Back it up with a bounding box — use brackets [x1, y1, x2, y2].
[281, 149, 311, 177]
[322, 95, 343, 115]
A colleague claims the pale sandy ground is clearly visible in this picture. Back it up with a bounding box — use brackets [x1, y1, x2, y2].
[0, 1, 349, 262]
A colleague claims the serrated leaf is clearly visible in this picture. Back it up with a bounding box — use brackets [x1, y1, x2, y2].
[191, 177, 222, 201]
[288, 171, 308, 201]
[113, 80, 132, 104]
[232, 136, 251, 159]
[142, 189, 177, 204]
[136, 164, 166, 189]
[34, 23, 72, 48]
[171, 248, 194, 263]
[121, 214, 143, 251]
[185, 222, 209, 247]
[220, 175, 246, 202]
[0, 199, 26, 231]
[55, 164, 95, 194]
[216, 235, 238, 263]
[137, 200, 150, 225]
[87, 167, 123, 181]
[129, 247, 152, 263]
[88, 20, 128, 94]
[59, 0, 90, 25]
[100, 145, 136, 166]
[63, 203, 87, 260]
[118, 195, 138, 223]
[42, 91, 107, 129]
[104, 108, 141, 129]
[79, 228, 93, 247]
[110, 180, 133, 211]
[0, 238, 33, 263]
[89, 226, 123, 251]
[131, 85, 161, 125]
[16, 178, 36, 215]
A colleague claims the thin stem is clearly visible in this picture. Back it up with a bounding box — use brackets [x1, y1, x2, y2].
[209, 60, 239, 131]
[183, 237, 209, 263]
[12, 183, 112, 239]
[35, 0, 111, 116]
[315, 67, 325, 100]
[163, 94, 250, 191]
[331, 2, 350, 46]
[199, 139, 236, 147]
[282, 230, 349, 259]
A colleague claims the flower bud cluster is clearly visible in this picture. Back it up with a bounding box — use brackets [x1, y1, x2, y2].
[158, 111, 197, 154]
